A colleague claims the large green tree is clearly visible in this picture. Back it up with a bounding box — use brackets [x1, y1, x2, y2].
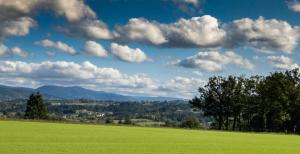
[190, 76, 226, 130]
[24, 92, 48, 119]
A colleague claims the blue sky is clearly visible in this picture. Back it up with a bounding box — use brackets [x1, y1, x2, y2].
[0, 0, 300, 98]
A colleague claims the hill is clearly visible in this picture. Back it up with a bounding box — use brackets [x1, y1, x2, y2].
[0, 85, 182, 101]
[0, 85, 34, 100]
[1, 120, 300, 154]
[37, 85, 132, 101]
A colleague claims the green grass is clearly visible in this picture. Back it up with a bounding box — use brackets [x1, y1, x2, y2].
[1, 120, 300, 154]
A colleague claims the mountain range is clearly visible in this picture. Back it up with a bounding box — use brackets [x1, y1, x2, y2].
[0, 85, 183, 101]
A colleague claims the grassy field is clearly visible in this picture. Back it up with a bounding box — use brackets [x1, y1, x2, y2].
[0, 120, 300, 154]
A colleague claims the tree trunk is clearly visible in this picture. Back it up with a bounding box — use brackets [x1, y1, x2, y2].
[225, 108, 229, 130]
[218, 115, 223, 130]
[232, 115, 237, 131]
[238, 114, 242, 131]
[225, 115, 229, 130]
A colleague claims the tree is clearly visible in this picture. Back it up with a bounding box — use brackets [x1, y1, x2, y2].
[257, 72, 295, 132]
[124, 117, 132, 125]
[105, 118, 113, 124]
[180, 117, 201, 129]
[24, 92, 48, 119]
[190, 76, 226, 130]
[191, 68, 300, 134]
[284, 69, 300, 133]
[242, 76, 262, 131]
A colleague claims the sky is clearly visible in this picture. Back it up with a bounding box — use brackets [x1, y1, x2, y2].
[0, 0, 300, 98]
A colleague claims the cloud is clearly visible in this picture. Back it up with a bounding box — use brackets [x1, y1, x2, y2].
[1, 1, 298, 54]
[49, 0, 96, 22]
[48, 0, 112, 40]
[114, 16, 300, 53]
[0, 0, 41, 21]
[83, 41, 108, 58]
[0, 60, 149, 90]
[10, 47, 28, 57]
[224, 17, 300, 53]
[177, 51, 255, 72]
[158, 76, 205, 98]
[57, 19, 112, 40]
[0, 0, 112, 40]
[0, 0, 96, 22]
[113, 18, 167, 45]
[114, 15, 225, 48]
[46, 51, 56, 56]
[0, 60, 202, 98]
[110, 43, 148, 63]
[183, 0, 200, 6]
[192, 70, 203, 76]
[0, 1, 38, 41]
[160, 15, 226, 48]
[0, 44, 28, 57]
[288, 1, 300, 12]
[0, 44, 9, 56]
[0, 16, 36, 39]
[172, 0, 202, 14]
[47, 0, 112, 40]
[34, 39, 76, 55]
[267, 55, 299, 70]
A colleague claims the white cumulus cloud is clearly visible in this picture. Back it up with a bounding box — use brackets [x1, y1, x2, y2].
[34, 39, 76, 55]
[177, 51, 255, 72]
[267, 55, 299, 70]
[224, 17, 300, 53]
[114, 16, 300, 53]
[158, 76, 205, 98]
[10, 47, 28, 57]
[0, 17, 36, 38]
[0, 60, 203, 98]
[110, 43, 148, 63]
[49, 0, 96, 22]
[114, 15, 225, 48]
[0, 44, 28, 57]
[83, 41, 107, 58]
[161, 15, 226, 48]
[114, 18, 167, 45]
[0, 0, 112, 40]
[288, 1, 300, 12]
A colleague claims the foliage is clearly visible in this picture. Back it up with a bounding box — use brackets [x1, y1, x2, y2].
[190, 69, 300, 134]
[180, 117, 201, 128]
[105, 118, 114, 124]
[24, 93, 48, 119]
[1, 100, 203, 127]
[124, 117, 132, 125]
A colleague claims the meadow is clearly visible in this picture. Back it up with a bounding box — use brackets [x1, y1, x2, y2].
[0, 120, 300, 154]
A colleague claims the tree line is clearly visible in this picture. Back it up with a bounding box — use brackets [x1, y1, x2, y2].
[21, 93, 202, 128]
[190, 69, 300, 134]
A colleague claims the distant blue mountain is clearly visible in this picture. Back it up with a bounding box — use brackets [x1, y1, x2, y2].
[0, 85, 183, 101]
[0, 85, 34, 100]
[37, 85, 132, 101]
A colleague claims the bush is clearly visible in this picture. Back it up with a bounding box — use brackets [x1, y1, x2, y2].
[180, 117, 201, 129]
[124, 118, 132, 125]
[118, 119, 123, 124]
[105, 118, 113, 124]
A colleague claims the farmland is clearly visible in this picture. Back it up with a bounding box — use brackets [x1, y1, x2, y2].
[0, 120, 300, 154]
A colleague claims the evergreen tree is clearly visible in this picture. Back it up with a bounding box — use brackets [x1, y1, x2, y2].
[24, 92, 48, 119]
